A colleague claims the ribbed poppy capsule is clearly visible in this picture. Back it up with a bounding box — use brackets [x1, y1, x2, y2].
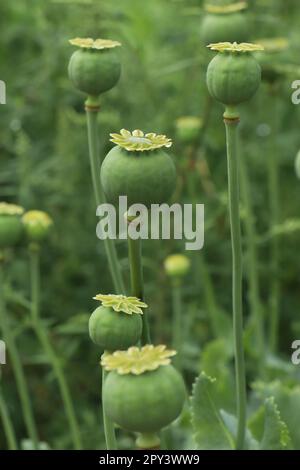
[100, 129, 176, 208]
[68, 38, 121, 97]
[0, 202, 24, 249]
[89, 294, 145, 351]
[206, 42, 263, 106]
[102, 345, 186, 433]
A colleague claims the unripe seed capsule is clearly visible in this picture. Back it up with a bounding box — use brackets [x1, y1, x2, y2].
[102, 345, 186, 433]
[101, 129, 176, 208]
[90, 294, 146, 351]
[68, 38, 121, 97]
[0, 202, 24, 249]
[206, 42, 263, 106]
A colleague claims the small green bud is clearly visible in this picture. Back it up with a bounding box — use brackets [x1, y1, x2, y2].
[175, 116, 202, 144]
[164, 254, 191, 279]
[22, 210, 53, 243]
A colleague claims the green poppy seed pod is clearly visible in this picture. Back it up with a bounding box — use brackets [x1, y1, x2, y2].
[0, 203, 24, 249]
[90, 294, 147, 351]
[68, 38, 121, 97]
[22, 210, 53, 243]
[206, 43, 263, 106]
[102, 345, 186, 433]
[89, 306, 142, 351]
[201, 13, 250, 46]
[101, 129, 176, 208]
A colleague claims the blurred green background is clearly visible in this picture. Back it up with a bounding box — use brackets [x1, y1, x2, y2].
[1, 0, 300, 450]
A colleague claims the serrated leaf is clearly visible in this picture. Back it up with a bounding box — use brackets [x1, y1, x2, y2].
[260, 397, 292, 450]
[253, 381, 299, 448]
[191, 372, 235, 450]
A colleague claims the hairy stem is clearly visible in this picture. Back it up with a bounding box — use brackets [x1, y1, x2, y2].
[224, 110, 247, 450]
[29, 245, 82, 450]
[0, 258, 38, 448]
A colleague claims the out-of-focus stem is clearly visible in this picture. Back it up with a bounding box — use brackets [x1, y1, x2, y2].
[0, 257, 38, 448]
[29, 244, 82, 450]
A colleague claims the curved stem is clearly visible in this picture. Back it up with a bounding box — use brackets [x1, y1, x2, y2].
[0, 259, 38, 448]
[239, 154, 265, 372]
[0, 377, 18, 450]
[171, 281, 182, 369]
[29, 246, 82, 450]
[127, 229, 150, 344]
[85, 99, 125, 295]
[101, 368, 117, 450]
[224, 110, 247, 450]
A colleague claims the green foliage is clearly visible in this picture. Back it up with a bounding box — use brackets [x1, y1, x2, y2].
[191, 372, 235, 449]
[1, 0, 300, 450]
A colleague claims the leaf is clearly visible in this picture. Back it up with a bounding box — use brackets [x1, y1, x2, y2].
[191, 372, 235, 450]
[260, 398, 292, 450]
[200, 338, 235, 412]
[220, 410, 259, 450]
[253, 381, 299, 448]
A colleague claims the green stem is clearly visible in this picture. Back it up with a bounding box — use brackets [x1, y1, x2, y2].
[127, 229, 150, 344]
[29, 246, 82, 450]
[85, 99, 125, 295]
[0, 259, 39, 448]
[268, 108, 280, 353]
[239, 154, 265, 371]
[0, 376, 18, 450]
[102, 368, 117, 450]
[171, 281, 182, 369]
[224, 110, 247, 450]
[85, 97, 119, 450]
